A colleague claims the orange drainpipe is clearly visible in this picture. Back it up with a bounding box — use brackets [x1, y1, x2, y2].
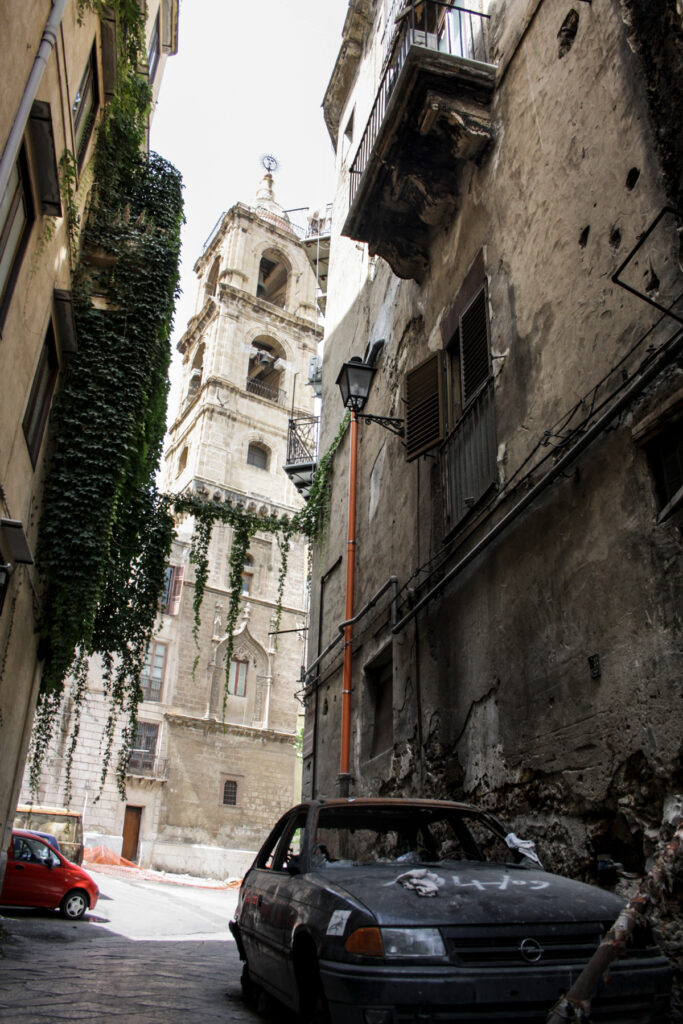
[339, 410, 359, 793]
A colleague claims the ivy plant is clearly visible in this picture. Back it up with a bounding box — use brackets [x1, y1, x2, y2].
[29, 1, 182, 800]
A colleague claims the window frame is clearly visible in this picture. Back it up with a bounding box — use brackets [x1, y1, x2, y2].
[247, 442, 269, 470]
[222, 778, 239, 806]
[73, 45, 99, 168]
[128, 721, 159, 772]
[147, 10, 161, 83]
[0, 144, 36, 330]
[228, 658, 248, 697]
[23, 320, 59, 467]
[161, 564, 184, 615]
[140, 640, 167, 702]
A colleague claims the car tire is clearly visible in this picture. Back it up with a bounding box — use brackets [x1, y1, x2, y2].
[59, 889, 89, 920]
[295, 943, 330, 1024]
[240, 964, 261, 1009]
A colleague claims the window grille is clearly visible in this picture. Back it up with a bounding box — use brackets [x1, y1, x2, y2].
[222, 780, 238, 806]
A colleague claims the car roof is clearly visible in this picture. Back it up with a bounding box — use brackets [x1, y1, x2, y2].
[13, 828, 56, 840]
[306, 797, 490, 814]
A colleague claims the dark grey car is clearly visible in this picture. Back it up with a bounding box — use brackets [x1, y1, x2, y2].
[229, 798, 671, 1023]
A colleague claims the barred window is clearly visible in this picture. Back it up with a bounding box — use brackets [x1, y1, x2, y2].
[222, 779, 238, 806]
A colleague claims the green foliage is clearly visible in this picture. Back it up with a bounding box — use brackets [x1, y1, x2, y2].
[29, 1, 182, 799]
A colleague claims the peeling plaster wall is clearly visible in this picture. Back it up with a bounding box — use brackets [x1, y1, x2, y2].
[306, 0, 683, 899]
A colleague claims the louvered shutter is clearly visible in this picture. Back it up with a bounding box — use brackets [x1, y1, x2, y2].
[168, 565, 184, 615]
[460, 287, 491, 406]
[404, 353, 444, 461]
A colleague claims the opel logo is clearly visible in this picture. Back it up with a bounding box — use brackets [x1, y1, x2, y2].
[520, 937, 544, 963]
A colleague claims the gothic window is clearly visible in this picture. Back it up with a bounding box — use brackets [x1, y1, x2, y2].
[177, 446, 188, 475]
[23, 321, 58, 467]
[1, 145, 35, 329]
[140, 641, 167, 702]
[256, 250, 288, 308]
[247, 442, 269, 471]
[222, 779, 238, 806]
[228, 658, 248, 697]
[73, 45, 99, 167]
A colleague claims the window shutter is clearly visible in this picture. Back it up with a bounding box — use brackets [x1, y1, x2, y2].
[404, 353, 444, 461]
[460, 287, 490, 406]
[168, 565, 184, 615]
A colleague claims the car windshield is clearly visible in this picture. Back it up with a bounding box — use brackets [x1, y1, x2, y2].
[312, 807, 515, 867]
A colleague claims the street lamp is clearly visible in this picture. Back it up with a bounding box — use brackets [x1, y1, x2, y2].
[334, 355, 404, 795]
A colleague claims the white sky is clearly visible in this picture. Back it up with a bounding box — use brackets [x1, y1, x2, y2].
[150, 0, 349, 410]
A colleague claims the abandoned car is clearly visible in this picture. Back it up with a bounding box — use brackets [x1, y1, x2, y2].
[229, 798, 671, 1023]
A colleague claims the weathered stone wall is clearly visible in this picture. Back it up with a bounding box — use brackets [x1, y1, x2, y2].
[307, 0, 682, 893]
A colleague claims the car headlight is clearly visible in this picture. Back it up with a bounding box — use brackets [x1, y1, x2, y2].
[345, 926, 446, 958]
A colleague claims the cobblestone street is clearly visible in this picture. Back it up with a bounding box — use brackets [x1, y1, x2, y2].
[0, 868, 289, 1024]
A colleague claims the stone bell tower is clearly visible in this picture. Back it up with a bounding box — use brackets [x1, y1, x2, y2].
[132, 168, 323, 875]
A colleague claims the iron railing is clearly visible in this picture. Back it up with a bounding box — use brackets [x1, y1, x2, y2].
[127, 752, 168, 778]
[442, 378, 497, 529]
[286, 416, 320, 466]
[246, 377, 287, 406]
[350, 2, 492, 206]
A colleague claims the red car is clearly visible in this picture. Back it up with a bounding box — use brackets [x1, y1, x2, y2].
[1, 829, 99, 919]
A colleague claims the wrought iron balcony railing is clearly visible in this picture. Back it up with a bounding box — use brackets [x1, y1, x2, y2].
[350, 2, 491, 207]
[284, 416, 320, 499]
[127, 752, 168, 779]
[245, 377, 287, 406]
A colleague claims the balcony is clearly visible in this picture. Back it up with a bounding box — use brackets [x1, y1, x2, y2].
[283, 416, 320, 499]
[343, 2, 496, 281]
[245, 376, 287, 406]
[126, 752, 168, 780]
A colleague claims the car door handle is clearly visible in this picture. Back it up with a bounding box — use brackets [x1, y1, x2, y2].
[15, 865, 25, 871]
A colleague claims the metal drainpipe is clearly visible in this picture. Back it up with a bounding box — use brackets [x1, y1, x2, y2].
[393, 329, 683, 636]
[0, 0, 68, 201]
[339, 409, 359, 796]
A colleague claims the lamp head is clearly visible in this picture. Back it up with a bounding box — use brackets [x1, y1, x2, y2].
[336, 356, 377, 413]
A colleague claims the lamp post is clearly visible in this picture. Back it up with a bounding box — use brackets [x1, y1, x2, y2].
[334, 357, 404, 795]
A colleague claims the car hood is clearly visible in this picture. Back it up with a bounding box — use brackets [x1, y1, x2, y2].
[308, 861, 624, 927]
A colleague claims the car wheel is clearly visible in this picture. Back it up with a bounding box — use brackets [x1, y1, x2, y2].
[295, 941, 330, 1024]
[59, 889, 89, 920]
[240, 964, 261, 1009]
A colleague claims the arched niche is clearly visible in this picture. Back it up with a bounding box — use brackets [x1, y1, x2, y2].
[256, 249, 289, 308]
[204, 257, 220, 301]
[187, 342, 205, 396]
[246, 335, 286, 404]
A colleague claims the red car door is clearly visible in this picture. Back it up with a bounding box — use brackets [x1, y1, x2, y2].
[1, 834, 61, 908]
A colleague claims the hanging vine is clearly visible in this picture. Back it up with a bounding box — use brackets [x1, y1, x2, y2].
[29, 0, 182, 799]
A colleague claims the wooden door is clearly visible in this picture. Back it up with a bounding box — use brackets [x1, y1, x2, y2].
[121, 805, 142, 862]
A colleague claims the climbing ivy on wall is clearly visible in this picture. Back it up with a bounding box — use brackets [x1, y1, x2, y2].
[29, 0, 182, 799]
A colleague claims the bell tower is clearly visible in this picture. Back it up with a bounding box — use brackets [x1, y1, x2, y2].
[165, 161, 319, 499]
